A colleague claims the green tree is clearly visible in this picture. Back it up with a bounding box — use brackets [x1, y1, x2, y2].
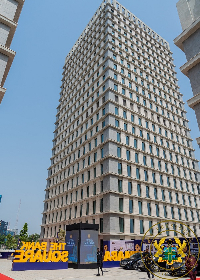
[5, 234, 17, 249]
[0, 234, 6, 246]
[19, 223, 28, 242]
[28, 233, 40, 242]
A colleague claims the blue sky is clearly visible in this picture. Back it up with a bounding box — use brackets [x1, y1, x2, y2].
[0, 0, 199, 235]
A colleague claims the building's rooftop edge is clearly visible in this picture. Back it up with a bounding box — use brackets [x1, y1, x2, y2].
[65, 0, 170, 64]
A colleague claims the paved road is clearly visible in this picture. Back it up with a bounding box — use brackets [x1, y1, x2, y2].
[0, 260, 190, 280]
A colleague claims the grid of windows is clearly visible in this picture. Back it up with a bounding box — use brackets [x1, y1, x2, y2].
[42, 0, 200, 239]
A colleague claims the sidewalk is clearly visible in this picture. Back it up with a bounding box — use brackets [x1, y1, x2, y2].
[0, 260, 190, 280]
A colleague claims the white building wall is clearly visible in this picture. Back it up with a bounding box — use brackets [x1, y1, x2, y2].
[0, 0, 18, 21]
[0, 52, 8, 83]
[0, 23, 10, 46]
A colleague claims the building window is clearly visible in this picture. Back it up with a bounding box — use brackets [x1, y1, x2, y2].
[160, 175, 163, 185]
[127, 165, 131, 177]
[115, 119, 119, 127]
[184, 209, 188, 221]
[136, 168, 140, 179]
[162, 190, 165, 201]
[128, 182, 132, 194]
[118, 216, 125, 233]
[118, 163, 122, 174]
[117, 132, 121, 142]
[182, 194, 185, 205]
[118, 180, 122, 193]
[86, 203, 89, 215]
[100, 218, 103, 232]
[188, 196, 191, 206]
[171, 207, 174, 219]
[164, 205, 167, 218]
[100, 198, 103, 213]
[140, 220, 144, 234]
[126, 150, 130, 160]
[129, 199, 133, 213]
[93, 201, 96, 214]
[101, 149, 104, 158]
[93, 183, 96, 195]
[124, 123, 127, 130]
[117, 147, 121, 158]
[147, 202, 151, 216]
[100, 181, 103, 192]
[144, 170, 148, 181]
[119, 198, 123, 212]
[196, 211, 200, 222]
[178, 208, 181, 220]
[149, 221, 153, 235]
[152, 172, 156, 183]
[101, 164, 103, 175]
[156, 204, 159, 217]
[138, 201, 142, 214]
[165, 223, 169, 236]
[176, 193, 179, 204]
[130, 219, 134, 233]
[137, 184, 141, 196]
[88, 171, 90, 181]
[134, 139, 137, 148]
[146, 186, 149, 198]
[173, 224, 177, 236]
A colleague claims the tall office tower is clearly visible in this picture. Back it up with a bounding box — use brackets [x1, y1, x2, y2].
[174, 0, 200, 147]
[41, 0, 200, 242]
[0, 0, 25, 104]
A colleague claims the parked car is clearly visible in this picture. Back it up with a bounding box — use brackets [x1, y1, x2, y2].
[137, 256, 166, 272]
[168, 254, 200, 277]
[123, 252, 146, 270]
[120, 252, 142, 268]
[168, 261, 187, 277]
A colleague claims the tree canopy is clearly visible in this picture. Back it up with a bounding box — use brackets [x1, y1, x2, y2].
[0, 222, 40, 249]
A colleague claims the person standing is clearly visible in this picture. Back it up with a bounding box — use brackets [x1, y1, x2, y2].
[97, 248, 103, 276]
[185, 253, 197, 280]
[143, 247, 154, 279]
